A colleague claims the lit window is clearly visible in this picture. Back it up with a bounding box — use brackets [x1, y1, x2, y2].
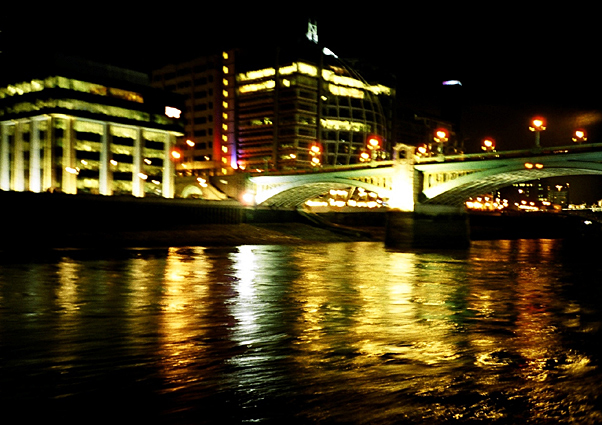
[222, 90, 228, 97]
[223, 79, 228, 86]
[222, 135, 228, 142]
[223, 66, 229, 74]
[223, 51, 229, 60]
[165, 106, 182, 118]
[222, 123, 228, 131]
[222, 101, 228, 108]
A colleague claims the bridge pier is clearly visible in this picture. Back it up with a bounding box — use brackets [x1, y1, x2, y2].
[385, 204, 470, 249]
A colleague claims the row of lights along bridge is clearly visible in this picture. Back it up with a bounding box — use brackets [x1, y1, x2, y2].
[170, 118, 588, 168]
[416, 117, 589, 159]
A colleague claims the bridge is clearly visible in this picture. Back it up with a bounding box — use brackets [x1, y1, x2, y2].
[216, 143, 602, 247]
[243, 143, 602, 208]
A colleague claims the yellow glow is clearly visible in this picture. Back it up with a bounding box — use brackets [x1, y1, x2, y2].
[223, 51, 229, 60]
[310, 145, 321, 154]
[242, 192, 255, 204]
[237, 67, 276, 82]
[328, 84, 365, 99]
[524, 162, 534, 169]
[305, 200, 328, 207]
[239, 80, 275, 93]
[186, 139, 195, 147]
[222, 146, 228, 153]
[223, 66, 229, 74]
[171, 150, 182, 159]
[321, 119, 371, 132]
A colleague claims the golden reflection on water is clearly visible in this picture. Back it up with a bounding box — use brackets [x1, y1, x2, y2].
[157, 247, 214, 392]
[30, 239, 599, 422]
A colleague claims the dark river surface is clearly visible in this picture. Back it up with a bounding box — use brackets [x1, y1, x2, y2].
[1, 239, 602, 424]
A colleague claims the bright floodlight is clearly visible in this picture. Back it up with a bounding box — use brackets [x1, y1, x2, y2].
[442, 80, 462, 86]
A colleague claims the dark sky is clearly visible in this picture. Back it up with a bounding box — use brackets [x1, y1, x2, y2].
[2, 5, 602, 200]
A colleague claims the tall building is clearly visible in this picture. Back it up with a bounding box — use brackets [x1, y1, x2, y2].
[0, 54, 184, 198]
[235, 48, 395, 171]
[151, 19, 395, 181]
[151, 52, 235, 177]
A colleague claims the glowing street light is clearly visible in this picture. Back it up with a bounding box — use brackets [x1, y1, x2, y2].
[415, 144, 429, 157]
[367, 135, 382, 150]
[309, 142, 322, 167]
[529, 117, 546, 148]
[433, 128, 449, 154]
[572, 129, 587, 143]
[359, 150, 371, 162]
[481, 138, 496, 152]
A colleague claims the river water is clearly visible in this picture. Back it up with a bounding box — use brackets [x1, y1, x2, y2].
[1, 239, 602, 424]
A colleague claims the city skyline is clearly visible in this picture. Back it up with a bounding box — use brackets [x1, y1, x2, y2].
[2, 7, 602, 201]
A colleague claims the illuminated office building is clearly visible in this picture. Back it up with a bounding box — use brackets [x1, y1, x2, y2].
[150, 21, 395, 176]
[235, 50, 395, 171]
[151, 52, 235, 177]
[0, 55, 184, 197]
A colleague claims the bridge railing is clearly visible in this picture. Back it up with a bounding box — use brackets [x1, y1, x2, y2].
[415, 142, 602, 164]
[248, 161, 396, 176]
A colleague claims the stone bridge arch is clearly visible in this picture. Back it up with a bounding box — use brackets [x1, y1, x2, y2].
[416, 153, 602, 206]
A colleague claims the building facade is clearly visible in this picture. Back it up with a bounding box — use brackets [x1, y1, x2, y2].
[236, 57, 395, 171]
[0, 55, 184, 197]
[151, 52, 235, 178]
[150, 26, 395, 179]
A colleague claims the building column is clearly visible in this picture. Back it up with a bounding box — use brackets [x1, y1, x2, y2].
[0, 122, 11, 191]
[29, 118, 42, 193]
[99, 123, 112, 195]
[62, 116, 77, 194]
[132, 127, 144, 197]
[163, 132, 176, 198]
[42, 116, 54, 191]
[12, 120, 26, 192]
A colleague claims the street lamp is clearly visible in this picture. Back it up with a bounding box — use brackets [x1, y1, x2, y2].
[309, 142, 322, 167]
[481, 138, 496, 152]
[434, 128, 449, 154]
[529, 117, 546, 148]
[572, 129, 587, 143]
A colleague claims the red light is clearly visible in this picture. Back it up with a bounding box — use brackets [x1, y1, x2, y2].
[434, 128, 449, 142]
[367, 135, 381, 150]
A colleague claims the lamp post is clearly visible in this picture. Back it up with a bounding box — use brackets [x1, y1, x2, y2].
[481, 138, 495, 152]
[529, 117, 546, 148]
[434, 128, 449, 155]
[572, 129, 587, 143]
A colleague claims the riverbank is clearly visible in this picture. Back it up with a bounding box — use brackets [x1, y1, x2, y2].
[3, 222, 386, 251]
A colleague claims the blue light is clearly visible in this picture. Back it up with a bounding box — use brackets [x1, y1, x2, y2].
[442, 80, 462, 86]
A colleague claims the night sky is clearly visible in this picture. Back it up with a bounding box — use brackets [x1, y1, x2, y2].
[2, 5, 602, 201]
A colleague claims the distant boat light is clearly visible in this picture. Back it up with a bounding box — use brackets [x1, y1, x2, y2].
[443, 80, 462, 86]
